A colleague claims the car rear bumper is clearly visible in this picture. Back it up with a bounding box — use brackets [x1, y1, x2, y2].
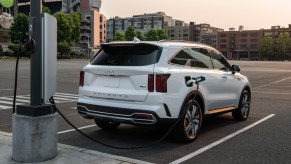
[77, 102, 176, 126]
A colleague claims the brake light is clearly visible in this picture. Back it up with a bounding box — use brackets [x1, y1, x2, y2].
[156, 74, 171, 93]
[148, 74, 154, 92]
[79, 71, 84, 87]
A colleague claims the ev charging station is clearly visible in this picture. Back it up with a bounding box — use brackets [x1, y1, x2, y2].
[12, 0, 58, 162]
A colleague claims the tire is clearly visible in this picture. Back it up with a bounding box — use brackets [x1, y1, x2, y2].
[94, 119, 120, 130]
[174, 99, 203, 142]
[232, 90, 251, 121]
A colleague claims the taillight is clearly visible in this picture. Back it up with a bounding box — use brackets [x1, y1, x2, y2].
[148, 74, 154, 92]
[79, 71, 84, 87]
[156, 74, 171, 93]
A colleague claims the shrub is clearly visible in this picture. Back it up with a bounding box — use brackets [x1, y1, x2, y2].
[70, 51, 78, 58]
[2, 51, 13, 57]
[57, 42, 72, 56]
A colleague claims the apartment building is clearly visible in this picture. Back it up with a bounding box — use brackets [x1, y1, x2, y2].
[217, 29, 262, 59]
[165, 20, 189, 41]
[79, 0, 102, 48]
[106, 12, 174, 42]
[199, 30, 219, 48]
[189, 23, 223, 43]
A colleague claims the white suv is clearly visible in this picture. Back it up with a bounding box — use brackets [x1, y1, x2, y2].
[77, 40, 251, 142]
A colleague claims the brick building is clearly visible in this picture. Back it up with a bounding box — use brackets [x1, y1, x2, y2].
[217, 29, 262, 59]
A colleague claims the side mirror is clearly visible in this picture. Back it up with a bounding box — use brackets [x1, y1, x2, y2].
[232, 65, 240, 74]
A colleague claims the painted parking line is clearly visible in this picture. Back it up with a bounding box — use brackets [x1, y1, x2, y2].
[0, 89, 15, 91]
[170, 114, 275, 164]
[58, 124, 97, 134]
[0, 93, 78, 110]
[253, 91, 291, 95]
[254, 76, 291, 89]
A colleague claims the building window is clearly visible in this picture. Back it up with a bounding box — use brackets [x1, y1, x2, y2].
[250, 44, 257, 49]
[240, 44, 247, 49]
[251, 39, 257, 42]
[251, 33, 258, 37]
[221, 39, 227, 43]
[220, 34, 227, 38]
[220, 45, 226, 48]
[241, 39, 247, 42]
[241, 33, 248, 37]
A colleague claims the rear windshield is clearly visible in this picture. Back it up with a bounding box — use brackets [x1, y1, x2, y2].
[91, 44, 162, 66]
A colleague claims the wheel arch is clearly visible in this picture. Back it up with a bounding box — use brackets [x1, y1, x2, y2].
[238, 85, 252, 107]
[242, 85, 251, 99]
[179, 90, 205, 116]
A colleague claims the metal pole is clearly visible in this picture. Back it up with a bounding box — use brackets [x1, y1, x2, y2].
[30, 0, 42, 105]
[14, 0, 18, 16]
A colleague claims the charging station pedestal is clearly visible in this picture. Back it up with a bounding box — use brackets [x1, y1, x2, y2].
[12, 12, 58, 163]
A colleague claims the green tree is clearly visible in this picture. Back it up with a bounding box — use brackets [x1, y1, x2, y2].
[277, 32, 291, 60]
[157, 29, 168, 40]
[42, 6, 51, 14]
[112, 31, 125, 41]
[69, 12, 81, 42]
[259, 35, 273, 60]
[144, 29, 159, 41]
[55, 12, 73, 43]
[54, 12, 81, 43]
[136, 31, 144, 41]
[9, 13, 29, 43]
[125, 26, 136, 41]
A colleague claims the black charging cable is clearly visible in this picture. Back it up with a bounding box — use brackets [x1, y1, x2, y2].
[12, 44, 23, 113]
[49, 76, 205, 149]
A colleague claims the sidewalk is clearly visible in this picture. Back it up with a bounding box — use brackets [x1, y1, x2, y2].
[0, 132, 152, 164]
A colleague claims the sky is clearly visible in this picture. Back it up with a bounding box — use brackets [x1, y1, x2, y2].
[100, 0, 291, 31]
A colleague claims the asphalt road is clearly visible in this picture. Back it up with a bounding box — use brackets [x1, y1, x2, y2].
[0, 60, 291, 164]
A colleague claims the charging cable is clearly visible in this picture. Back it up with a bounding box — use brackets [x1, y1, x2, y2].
[12, 44, 23, 113]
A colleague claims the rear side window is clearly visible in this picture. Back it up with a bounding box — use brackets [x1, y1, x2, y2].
[91, 44, 162, 66]
[169, 47, 213, 69]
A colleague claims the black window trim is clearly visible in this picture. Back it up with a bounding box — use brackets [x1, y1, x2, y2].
[208, 49, 232, 72]
[168, 46, 214, 70]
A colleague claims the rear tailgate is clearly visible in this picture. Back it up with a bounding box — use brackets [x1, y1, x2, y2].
[80, 43, 162, 102]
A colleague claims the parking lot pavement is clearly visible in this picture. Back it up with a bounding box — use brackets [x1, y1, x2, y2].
[0, 131, 152, 164]
[1, 60, 291, 163]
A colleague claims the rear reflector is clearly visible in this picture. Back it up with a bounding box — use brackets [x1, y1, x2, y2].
[156, 74, 171, 93]
[132, 113, 153, 120]
[148, 74, 154, 92]
[79, 71, 84, 87]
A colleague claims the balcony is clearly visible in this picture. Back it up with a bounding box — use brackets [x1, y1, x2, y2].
[81, 19, 91, 23]
[80, 25, 91, 30]
[79, 40, 89, 44]
[80, 33, 91, 37]
[230, 34, 236, 38]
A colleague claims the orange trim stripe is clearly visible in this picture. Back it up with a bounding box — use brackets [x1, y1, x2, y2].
[207, 106, 236, 114]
